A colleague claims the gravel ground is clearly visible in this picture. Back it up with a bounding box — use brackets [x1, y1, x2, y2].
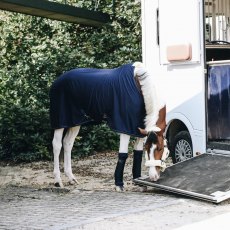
[0, 151, 169, 191]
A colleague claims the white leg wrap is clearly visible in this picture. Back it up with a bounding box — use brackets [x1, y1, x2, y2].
[119, 133, 130, 153]
[134, 138, 144, 151]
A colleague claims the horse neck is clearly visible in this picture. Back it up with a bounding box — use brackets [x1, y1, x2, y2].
[135, 68, 159, 131]
[156, 106, 167, 135]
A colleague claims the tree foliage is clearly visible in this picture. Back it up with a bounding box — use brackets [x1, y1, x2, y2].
[0, 0, 141, 162]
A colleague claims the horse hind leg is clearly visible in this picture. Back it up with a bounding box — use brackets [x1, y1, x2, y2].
[63, 126, 80, 185]
[53, 128, 64, 187]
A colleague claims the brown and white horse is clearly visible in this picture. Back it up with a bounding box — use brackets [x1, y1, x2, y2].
[51, 62, 169, 191]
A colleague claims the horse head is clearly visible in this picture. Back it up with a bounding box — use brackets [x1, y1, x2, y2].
[139, 109, 169, 181]
[146, 131, 169, 181]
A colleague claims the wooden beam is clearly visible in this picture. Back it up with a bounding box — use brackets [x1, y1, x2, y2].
[0, 0, 111, 27]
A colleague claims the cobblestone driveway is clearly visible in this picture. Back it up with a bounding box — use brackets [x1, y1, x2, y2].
[1, 186, 230, 230]
[0, 186, 176, 230]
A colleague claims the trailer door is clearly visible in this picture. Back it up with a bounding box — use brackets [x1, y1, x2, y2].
[158, 0, 202, 65]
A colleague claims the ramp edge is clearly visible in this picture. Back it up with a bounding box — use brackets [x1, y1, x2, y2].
[134, 177, 230, 203]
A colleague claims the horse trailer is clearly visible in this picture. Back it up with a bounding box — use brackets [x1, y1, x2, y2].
[134, 0, 230, 202]
[141, 0, 230, 163]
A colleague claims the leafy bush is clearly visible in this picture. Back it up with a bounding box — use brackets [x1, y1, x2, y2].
[73, 122, 120, 158]
[0, 0, 141, 162]
[0, 103, 52, 161]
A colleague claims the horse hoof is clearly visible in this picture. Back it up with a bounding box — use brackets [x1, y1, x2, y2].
[69, 180, 75, 185]
[115, 186, 125, 192]
[54, 182, 64, 188]
[132, 185, 147, 192]
[73, 178, 80, 184]
[138, 186, 147, 192]
[69, 178, 79, 185]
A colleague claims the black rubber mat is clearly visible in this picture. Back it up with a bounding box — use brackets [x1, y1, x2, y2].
[134, 153, 230, 203]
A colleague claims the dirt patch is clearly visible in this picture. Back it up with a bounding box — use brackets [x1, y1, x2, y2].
[0, 151, 172, 192]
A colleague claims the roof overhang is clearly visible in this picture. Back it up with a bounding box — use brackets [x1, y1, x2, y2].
[0, 0, 111, 27]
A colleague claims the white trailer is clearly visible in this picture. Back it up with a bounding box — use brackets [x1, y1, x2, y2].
[141, 0, 230, 163]
[134, 0, 230, 202]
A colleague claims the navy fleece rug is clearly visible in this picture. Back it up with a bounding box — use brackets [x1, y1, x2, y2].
[50, 63, 146, 137]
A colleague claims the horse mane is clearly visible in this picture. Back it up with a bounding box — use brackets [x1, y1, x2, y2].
[133, 62, 161, 132]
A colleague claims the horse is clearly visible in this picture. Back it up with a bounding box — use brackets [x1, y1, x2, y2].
[50, 62, 169, 191]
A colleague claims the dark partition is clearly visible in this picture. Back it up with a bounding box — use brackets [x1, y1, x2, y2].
[208, 63, 230, 140]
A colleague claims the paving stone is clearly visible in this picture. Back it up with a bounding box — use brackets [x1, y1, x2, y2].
[0, 186, 178, 230]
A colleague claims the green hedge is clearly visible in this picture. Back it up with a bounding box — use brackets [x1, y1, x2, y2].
[0, 0, 141, 162]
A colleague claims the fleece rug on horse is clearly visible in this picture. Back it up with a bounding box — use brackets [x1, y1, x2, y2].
[134, 153, 230, 203]
[50, 63, 146, 137]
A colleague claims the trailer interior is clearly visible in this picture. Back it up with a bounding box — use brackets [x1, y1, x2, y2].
[205, 0, 230, 152]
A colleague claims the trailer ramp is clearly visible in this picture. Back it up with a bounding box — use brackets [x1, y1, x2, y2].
[134, 153, 230, 203]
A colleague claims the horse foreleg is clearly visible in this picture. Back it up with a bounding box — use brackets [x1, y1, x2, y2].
[133, 138, 144, 179]
[114, 134, 130, 192]
[53, 128, 64, 187]
[63, 126, 80, 185]
[132, 138, 147, 192]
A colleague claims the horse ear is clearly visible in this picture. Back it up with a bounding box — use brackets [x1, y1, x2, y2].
[151, 126, 161, 132]
[138, 128, 148, 135]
